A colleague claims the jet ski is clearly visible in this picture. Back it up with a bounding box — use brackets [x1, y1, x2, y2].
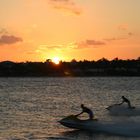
[59, 115, 140, 137]
[59, 115, 98, 130]
[106, 104, 140, 116]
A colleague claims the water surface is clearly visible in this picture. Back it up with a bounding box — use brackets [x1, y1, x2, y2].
[0, 77, 140, 140]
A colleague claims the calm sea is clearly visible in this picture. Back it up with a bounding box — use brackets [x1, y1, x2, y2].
[0, 77, 140, 140]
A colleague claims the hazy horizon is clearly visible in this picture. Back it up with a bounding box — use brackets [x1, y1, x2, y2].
[0, 56, 140, 63]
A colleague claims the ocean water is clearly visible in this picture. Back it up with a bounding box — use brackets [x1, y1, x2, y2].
[0, 77, 140, 140]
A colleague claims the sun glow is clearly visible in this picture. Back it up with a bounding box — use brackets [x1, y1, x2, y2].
[52, 57, 60, 64]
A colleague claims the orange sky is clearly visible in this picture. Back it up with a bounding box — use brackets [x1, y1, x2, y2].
[0, 0, 140, 62]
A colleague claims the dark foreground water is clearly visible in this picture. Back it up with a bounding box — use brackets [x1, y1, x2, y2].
[0, 77, 140, 140]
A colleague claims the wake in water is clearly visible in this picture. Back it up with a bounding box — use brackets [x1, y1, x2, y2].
[59, 115, 140, 137]
[107, 104, 140, 116]
[98, 121, 140, 137]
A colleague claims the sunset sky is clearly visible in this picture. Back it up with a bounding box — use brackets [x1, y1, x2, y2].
[0, 0, 140, 62]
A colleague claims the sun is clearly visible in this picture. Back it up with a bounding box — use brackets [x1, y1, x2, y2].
[52, 57, 60, 64]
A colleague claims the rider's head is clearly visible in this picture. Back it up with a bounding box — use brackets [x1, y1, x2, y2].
[122, 96, 125, 99]
[81, 104, 84, 108]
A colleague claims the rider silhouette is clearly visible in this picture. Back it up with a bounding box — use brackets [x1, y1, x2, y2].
[119, 96, 135, 109]
[75, 104, 94, 120]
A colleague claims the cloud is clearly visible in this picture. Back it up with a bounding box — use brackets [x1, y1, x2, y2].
[104, 37, 127, 42]
[118, 24, 134, 37]
[128, 32, 133, 36]
[36, 44, 63, 53]
[104, 33, 134, 42]
[76, 39, 106, 49]
[86, 40, 106, 45]
[37, 40, 105, 52]
[39, 44, 63, 49]
[118, 24, 128, 31]
[0, 35, 23, 45]
[48, 0, 82, 15]
[50, 0, 73, 4]
[0, 28, 8, 34]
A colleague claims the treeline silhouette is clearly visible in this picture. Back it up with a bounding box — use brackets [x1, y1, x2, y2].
[0, 57, 140, 77]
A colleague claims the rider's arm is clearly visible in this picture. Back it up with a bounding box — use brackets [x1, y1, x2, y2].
[75, 111, 83, 116]
[118, 100, 124, 105]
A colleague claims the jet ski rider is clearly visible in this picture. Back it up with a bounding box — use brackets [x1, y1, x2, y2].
[119, 96, 135, 109]
[75, 104, 94, 120]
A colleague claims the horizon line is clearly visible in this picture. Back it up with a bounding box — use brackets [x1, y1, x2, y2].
[0, 57, 140, 63]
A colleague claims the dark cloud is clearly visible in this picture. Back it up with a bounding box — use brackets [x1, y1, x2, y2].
[0, 35, 23, 45]
[118, 24, 134, 37]
[76, 39, 106, 49]
[104, 33, 134, 42]
[86, 40, 106, 45]
[128, 32, 133, 36]
[49, 0, 82, 15]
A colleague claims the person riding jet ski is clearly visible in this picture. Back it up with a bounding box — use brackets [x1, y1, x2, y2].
[75, 104, 94, 120]
[119, 96, 135, 109]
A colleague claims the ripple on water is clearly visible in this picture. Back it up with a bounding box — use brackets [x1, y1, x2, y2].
[0, 77, 140, 140]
